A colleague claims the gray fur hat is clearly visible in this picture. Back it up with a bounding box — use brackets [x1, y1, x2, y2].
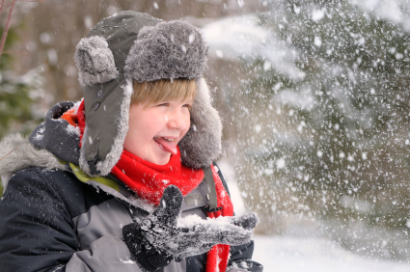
[74, 11, 222, 176]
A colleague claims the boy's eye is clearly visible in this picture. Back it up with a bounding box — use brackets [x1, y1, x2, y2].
[183, 104, 192, 108]
[157, 102, 169, 107]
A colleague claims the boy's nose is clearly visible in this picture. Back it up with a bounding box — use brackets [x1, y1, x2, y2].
[167, 110, 188, 130]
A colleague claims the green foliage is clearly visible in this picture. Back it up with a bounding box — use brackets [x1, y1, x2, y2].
[0, 26, 19, 70]
[0, 24, 40, 198]
[0, 27, 36, 139]
[0, 80, 35, 137]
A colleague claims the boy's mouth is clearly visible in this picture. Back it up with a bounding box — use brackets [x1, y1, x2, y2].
[153, 136, 178, 154]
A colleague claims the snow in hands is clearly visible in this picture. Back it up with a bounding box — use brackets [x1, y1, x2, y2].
[124, 185, 258, 261]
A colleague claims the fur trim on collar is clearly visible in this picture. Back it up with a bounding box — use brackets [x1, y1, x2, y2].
[0, 133, 155, 213]
[0, 134, 67, 191]
[179, 78, 222, 168]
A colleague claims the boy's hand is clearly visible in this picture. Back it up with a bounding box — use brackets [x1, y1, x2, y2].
[123, 185, 258, 270]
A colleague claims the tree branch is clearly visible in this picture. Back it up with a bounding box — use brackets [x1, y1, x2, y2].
[0, 0, 16, 59]
[3, 49, 29, 55]
[1, 0, 46, 11]
[0, 0, 5, 15]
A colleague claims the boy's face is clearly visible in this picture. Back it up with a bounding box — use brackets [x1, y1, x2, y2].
[123, 98, 193, 165]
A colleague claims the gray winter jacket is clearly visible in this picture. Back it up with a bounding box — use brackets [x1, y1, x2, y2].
[0, 103, 263, 272]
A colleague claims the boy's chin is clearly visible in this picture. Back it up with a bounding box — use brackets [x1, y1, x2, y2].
[151, 154, 172, 165]
[151, 147, 172, 165]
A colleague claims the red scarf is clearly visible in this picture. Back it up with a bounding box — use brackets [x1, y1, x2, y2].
[205, 165, 234, 272]
[111, 149, 204, 205]
[72, 100, 233, 272]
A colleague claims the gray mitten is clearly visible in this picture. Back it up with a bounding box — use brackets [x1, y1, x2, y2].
[124, 185, 258, 267]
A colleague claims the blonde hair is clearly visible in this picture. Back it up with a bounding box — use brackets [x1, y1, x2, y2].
[131, 79, 196, 106]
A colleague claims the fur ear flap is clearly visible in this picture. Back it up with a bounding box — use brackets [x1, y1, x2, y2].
[75, 36, 119, 86]
[179, 78, 222, 169]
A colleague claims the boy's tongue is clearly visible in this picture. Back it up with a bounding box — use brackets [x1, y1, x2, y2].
[154, 137, 178, 155]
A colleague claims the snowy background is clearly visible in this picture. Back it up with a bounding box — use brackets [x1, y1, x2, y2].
[252, 235, 410, 272]
[2, 0, 410, 270]
[219, 160, 410, 272]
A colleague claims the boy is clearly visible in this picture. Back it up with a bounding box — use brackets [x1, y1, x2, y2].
[0, 11, 263, 272]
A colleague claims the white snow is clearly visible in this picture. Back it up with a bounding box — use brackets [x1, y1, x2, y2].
[252, 235, 410, 272]
[217, 159, 410, 272]
[33, 126, 45, 141]
[263, 61, 271, 71]
[314, 36, 322, 47]
[350, 0, 405, 25]
[162, 179, 170, 185]
[215, 50, 223, 58]
[33, 133, 44, 141]
[216, 159, 246, 216]
[312, 9, 325, 21]
[40, 32, 52, 44]
[338, 195, 374, 213]
[276, 158, 285, 169]
[275, 87, 316, 111]
[120, 258, 136, 264]
[201, 15, 305, 80]
[66, 124, 80, 136]
[177, 213, 251, 229]
[84, 16, 93, 30]
[47, 49, 58, 65]
[189, 33, 195, 44]
[254, 125, 262, 133]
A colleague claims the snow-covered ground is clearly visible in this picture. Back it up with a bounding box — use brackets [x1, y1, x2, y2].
[252, 235, 410, 272]
[217, 159, 410, 272]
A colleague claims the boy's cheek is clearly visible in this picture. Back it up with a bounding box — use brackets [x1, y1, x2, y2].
[181, 126, 190, 138]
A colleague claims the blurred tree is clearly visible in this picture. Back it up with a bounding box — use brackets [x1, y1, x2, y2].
[0, 30, 37, 137]
[0, 5, 42, 197]
[13, 0, 264, 105]
[0, 0, 267, 199]
[0, 0, 267, 194]
[216, 0, 410, 260]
